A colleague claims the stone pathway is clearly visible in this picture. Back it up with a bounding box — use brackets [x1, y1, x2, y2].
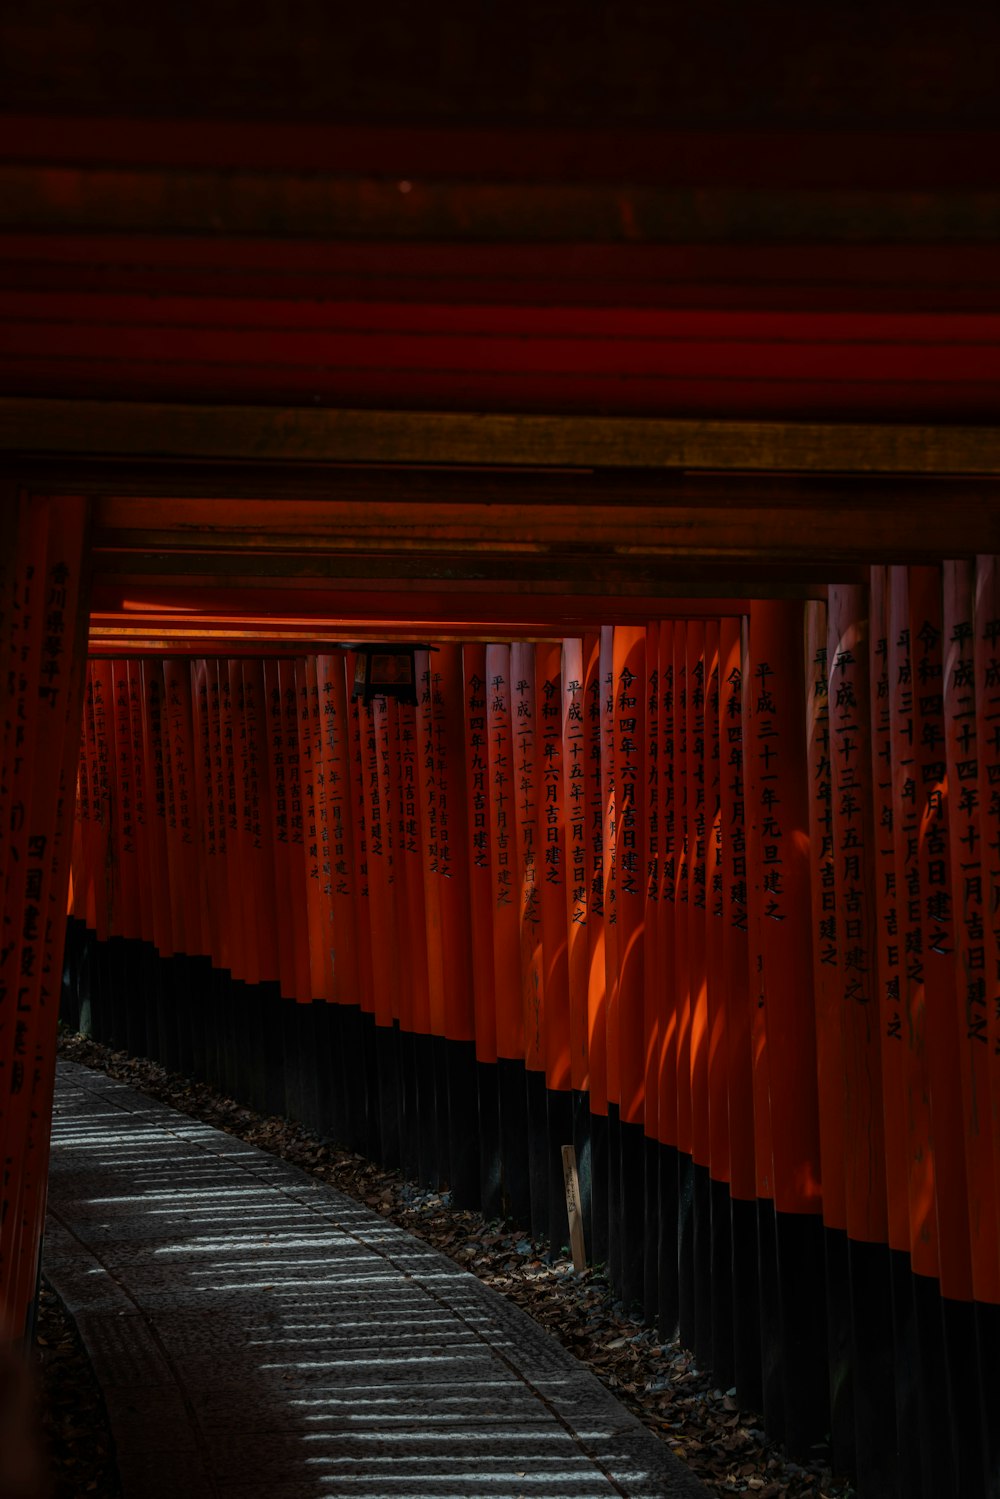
[44, 1060, 709, 1499]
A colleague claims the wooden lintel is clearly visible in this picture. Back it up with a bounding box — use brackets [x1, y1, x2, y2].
[3, 164, 998, 243]
[6, 399, 1000, 475]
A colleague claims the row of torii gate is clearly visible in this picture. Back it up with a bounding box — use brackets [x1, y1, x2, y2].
[2, 469, 1000, 1499]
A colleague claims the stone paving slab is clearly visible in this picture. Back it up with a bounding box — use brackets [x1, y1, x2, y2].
[44, 1059, 709, 1499]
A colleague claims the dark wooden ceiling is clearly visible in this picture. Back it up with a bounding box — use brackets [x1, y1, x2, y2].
[2, 5, 999, 645]
[5, 0, 1000, 128]
[3, 5, 1000, 423]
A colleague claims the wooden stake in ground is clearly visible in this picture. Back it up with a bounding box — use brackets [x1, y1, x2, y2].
[561, 1144, 587, 1272]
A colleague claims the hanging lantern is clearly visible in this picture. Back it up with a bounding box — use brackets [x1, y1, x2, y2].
[348, 643, 424, 707]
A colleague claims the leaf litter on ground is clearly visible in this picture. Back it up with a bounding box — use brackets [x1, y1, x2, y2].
[55, 1031, 856, 1499]
[34, 1280, 122, 1499]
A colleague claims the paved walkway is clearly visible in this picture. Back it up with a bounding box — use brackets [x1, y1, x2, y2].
[44, 1061, 708, 1499]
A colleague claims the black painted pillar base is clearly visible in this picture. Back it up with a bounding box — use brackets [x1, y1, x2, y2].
[59, 917, 84, 1031]
[77, 928, 95, 1038]
[526, 1068, 549, 1243]
[96, 928, 108, 1041]
[677, 1151, 696, 1349]
[589, 1108, 609, 1269]
[774, 1210, 829, 1462]
[643, 1135, 660, 1326]
[281, 996, 306, 1123]
[175, 955, 197, 1078]
[206, 967, 223, 1091]
[221, 969, 240, 1098]
[246, 980, 264, 1106]
[189, 955, 211, 1086]
[399, 1030, 421, 1178]
[913, 1269, 954, 1499]
[709, 1177, 735, 1388]
[756, 1200, 785, 1446]
[339, 1004, 367, 1153]
[413, 1032, 438, 1185]
[215, 974, 234, 1098]
[301, 1000, 324, 1133]
[848, 1237, 896, 1499]
[260, 981, 285, 1119]
[447, 1039, 480, 1209]
[139, 942, 159, 1062]
[571, 1091, 593, 1263]
[887, 1248, 923, 1499]
[975, 1300, 1000, 1499]
[618, 1119, 646, 1316]
[477, 1061, 502, 1221]
[374, 1021, 400, 1169]
[90, 938, 109, 1044]
[943, 1294, 985, 1499]
[107, 935, 128, 1050]
[497, 1057, 530, 1229]
[324, 1002, 345, 1143]
[692, 1161, 713, 1369]
[159, 955, 185, 1074]
[545, 1087, 572, 1258]
[93, 936, 113, 1045]
[124, 939, 149, 1061]
[731, 1195, 762, 1412]
[360, 1009, 381, 1162]
[200, 966, 219, 1089]
[72, 922, 97, 1041]
[79, 922, 95, 1038]
[657, 1142, 680, 1340]
[824, 1226, 855, 1480]
[607, 1104, 622, 1296]
[431, 1034, 451, 1190]
[173, 950, 192, 1076]
[236, 983, 262, 1115]
[313, 1001, 335, 1138]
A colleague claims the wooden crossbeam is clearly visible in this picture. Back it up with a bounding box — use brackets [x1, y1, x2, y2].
[5, 399, 1000, 475]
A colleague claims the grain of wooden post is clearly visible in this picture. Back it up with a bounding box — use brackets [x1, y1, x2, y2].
[562, 1144, 587, 1272]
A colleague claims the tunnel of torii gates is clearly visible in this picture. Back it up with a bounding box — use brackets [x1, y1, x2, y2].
[4, 494, 1000, 1499]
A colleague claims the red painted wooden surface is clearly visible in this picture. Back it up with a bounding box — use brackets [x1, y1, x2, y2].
[657, 622, 679, 1152]
[719, 618, 754, 1201]
[563, 638, 590, 1096]
[435, 644, 475, 1044]
[614, 626, 646, 1128]
[704, 623, 730, 1187]
[686, 623, 710, 1169]
[745, 603, 822, 1216]
[463, 645, 497, 1066]
[806, 601, 847, 1235]
[643, 625, 662, 1146]
[673, 623, 693, 1162]
[909, 569, 974, 1301]
[584, 633, 607, 1119]
[828, 585, 888, 1245]
[511, 641, 544, 1076]
[944, 562, 1000, 1303]
[974, 556, 1000, 1274]
[868, 570, 909, 1257]
[1, 499, 90, 1339]
[537, 642, 571, 1095]
[888, 569, 938, 1279]
[601, 628, 620, 1119]
[348, 665, 375, 1020]
[486, 645, 522, 1065]
[316, 653, 360, 1007]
